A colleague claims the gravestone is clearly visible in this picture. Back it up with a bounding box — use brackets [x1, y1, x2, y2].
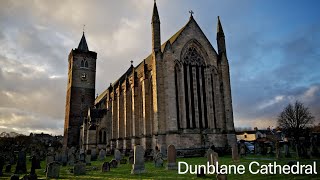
[239, 141, 246, 157]
[101, 162, 110, 172]
[129, 156, 134, 164]
[85, 155, 91, 165]
[120, 159, 127, 164]
[98, 149, 106, 160]
[114, 149, 122, 162]
[167, 145, 177, 170]
[197, 166, 205, 177]
[31, 155, 41, 169]
[68, 153, 76, 166]
[91, 148, 97, 161]
[29, 155, 38, 180]
[54, 152, 62, 163]
[0, 156, 3, 176]
[153, 147, 164, 167]
[29, 158, 38, 180]
[106, 146, 112, 156]
[10, 174, 19, 180]
[79, 153, 85, 162]
[15, 150, 27, 174]
[110, 159, 118, 168]
[5, 164, 11, 172]
[61, 154, 68, 166]
[131, 145, 145, 174]
[231, 144, 240, 162]
[284, 142, 290, 157]
[46, 162, 60, 179]
[46, 153, 55, 165]
[73, 162, 86, 175]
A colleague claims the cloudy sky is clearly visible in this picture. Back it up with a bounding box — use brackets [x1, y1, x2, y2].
[0, 0, 319, 135]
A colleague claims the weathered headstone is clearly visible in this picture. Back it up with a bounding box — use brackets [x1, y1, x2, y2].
[31, 155, 41, 169]
[0, 156, 4, 176]
[110, 159, 118, 168]
[46, 153, 55, 165]
[197, 166, 205, 177]
[231, 144, 240, 162]
[167, 145, 177, 170]
[101, 162, 110, 172]
[46, 162, 60, 179]
[15, 150, 27, 174]
[284, 142, 290, 157]
[61, 154, 68, 166]
[239, 143, 246, 157]
[68, 153, 76, 166]
[10, 174, 19, 180]
[5, 164, 11, 172]
[129, 156, 134, 164]
[91, 148, 97, 161]
[85, 154, 91, 165]
[98, 149, 106, 160]
[73, 162, 86, 175]
[153, 147, 164, 167]
[131, 145, 145, 174]
[79, 153, 85, 162]
[114, 149, 122, 162]
[120, 159, 127, 164]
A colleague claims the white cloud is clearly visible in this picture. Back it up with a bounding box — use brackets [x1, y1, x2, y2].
[258, 95, 285, 110]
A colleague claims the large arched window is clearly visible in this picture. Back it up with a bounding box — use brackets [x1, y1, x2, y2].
[175, 39, 215, 130]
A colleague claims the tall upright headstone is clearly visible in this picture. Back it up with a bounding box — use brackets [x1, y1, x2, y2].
[232, 144, 240, 162]
[114, 149, 122, 162]
[131, 145, 145, 174]
[167, 145, 177, 170]
[98, 149, 106, 160]
[73, 162, 86, 175]
[46, 162, 60, 179]
[15, 150, 27, 174]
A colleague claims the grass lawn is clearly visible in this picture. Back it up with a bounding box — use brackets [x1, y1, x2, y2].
[1, 154, 319, 179]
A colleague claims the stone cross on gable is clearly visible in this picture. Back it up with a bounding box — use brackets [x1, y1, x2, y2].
[189, 10, 194, 16]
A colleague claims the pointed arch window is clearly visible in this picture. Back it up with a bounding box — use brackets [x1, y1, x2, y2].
[81, 60, 84, 67]
[85, 61, 88, 68]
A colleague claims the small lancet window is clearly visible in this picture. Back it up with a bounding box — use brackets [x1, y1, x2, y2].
[85, 61, 88, 68]
[81, 60, 84, 67]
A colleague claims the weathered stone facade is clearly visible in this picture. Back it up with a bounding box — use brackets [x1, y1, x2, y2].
[64, 2, 236, 154]
[63, 33, 97, 148]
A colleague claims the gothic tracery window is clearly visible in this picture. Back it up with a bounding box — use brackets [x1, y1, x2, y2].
[175, 40, 211, 130]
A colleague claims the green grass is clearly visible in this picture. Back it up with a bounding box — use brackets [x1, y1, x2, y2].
[1, 155, 319, 179]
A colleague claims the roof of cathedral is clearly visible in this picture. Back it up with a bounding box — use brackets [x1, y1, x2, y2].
[95, 16, 199, 104]
[77, 32, 89, 52]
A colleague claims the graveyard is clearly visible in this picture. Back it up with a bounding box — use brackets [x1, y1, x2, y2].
[0, 147, 319, 180]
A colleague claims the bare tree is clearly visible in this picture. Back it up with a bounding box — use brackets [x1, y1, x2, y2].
[277, 101, 314, 140]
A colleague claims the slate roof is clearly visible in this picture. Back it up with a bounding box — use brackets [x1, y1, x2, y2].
[77, 32, 89, 52]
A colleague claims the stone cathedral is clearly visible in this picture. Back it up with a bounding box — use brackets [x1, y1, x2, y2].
[63, 2, 236, 155]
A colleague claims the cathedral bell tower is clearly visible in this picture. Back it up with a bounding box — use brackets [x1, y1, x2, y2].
[63, 32, 97, 148]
